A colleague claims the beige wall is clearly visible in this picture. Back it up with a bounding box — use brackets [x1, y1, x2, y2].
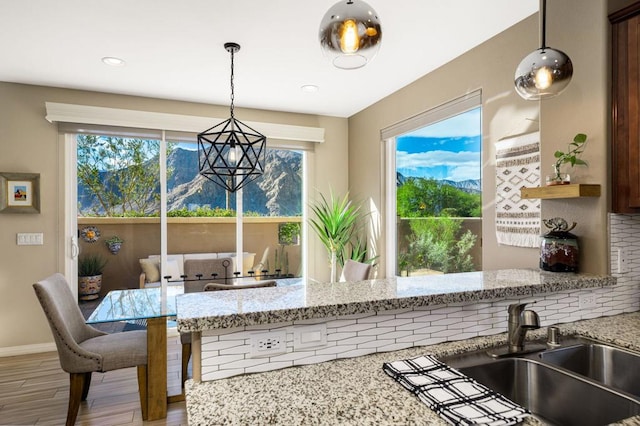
[349, 0, 612, 276]
[0, 83, 347, 352]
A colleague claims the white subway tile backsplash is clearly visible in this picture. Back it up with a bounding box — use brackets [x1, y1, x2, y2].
[202, 368, 245, 381]
[327, 331, 358, 341]
[340, 335, 377, 346]
[381, 330, 415, 340]
[269, 351, 315, 363]
[337, 348, 377, 359]
[396, 322, 429, 332]
[376, 318, 414, 328]
[376, 342, 414, 352]
[396, 310, 436, 319]
[293, 354, 337, 366]
[358, 327, 395, 337]
[203, 354, 245, 366]
[430, 306, 463, 315]
[337, 323, 377, 333]
[219, 345, 252, 356]
[314, 345, 358, 356]
[325, 319, 357, 328]
[358, 314, 396, 323]
[358, 338, 396, 349]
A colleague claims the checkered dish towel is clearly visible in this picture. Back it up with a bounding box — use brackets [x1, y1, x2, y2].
[383, 355, 530, 426]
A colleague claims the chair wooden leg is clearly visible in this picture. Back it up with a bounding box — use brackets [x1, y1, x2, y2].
[137, 364, 148, 421]
[67, 373, 85, 426]
[181, 342, 192, 388]
[81, 372, 92, 401]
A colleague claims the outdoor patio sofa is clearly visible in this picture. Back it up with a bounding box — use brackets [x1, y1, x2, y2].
[139, 252, 256, 288]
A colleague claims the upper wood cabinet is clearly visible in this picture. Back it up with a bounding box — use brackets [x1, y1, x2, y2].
[611, 3, 640, 213]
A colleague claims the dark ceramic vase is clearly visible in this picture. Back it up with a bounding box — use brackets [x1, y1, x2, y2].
[540, 230, 579, 272]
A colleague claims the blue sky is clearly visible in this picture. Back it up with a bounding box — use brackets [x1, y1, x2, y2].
[397, 107, 481, 182]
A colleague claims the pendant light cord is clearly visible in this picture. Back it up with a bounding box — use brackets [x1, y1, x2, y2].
[229, 48, 235, 120]
[540, 0, 547, 49]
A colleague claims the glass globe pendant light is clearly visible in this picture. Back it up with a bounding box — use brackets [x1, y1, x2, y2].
[514, 0, 573, 100]
[319, 0, 382, 70]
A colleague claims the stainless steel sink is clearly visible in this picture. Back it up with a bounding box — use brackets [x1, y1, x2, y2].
[442, 340, 640, 426]
[539, 342, 640, 398]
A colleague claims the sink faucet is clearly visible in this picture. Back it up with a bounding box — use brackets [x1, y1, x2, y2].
[508, 302, 540, 353]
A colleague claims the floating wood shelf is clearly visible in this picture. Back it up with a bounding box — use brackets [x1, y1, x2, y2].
[520, 184, 601, 199]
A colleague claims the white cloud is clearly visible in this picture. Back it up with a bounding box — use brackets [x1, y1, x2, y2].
[397, 150, 480, 181]
[397, 150, 478, 168]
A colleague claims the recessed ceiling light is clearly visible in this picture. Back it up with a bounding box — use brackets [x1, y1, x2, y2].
[101, 56, 125, 67]
[301, 84, 319, 93]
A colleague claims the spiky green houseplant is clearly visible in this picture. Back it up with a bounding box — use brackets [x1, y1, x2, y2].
[309, 191, 360, 282]
[78, 254, 108, 301]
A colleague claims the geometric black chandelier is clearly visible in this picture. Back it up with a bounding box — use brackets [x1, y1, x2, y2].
[198, 42, 266, 192]
[514, 0, 573, 100]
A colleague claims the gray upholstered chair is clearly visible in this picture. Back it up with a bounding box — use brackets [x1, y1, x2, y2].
[33, 273, 148, 425]
[340, 259, 372, 282]
[179, 272, 276, 388]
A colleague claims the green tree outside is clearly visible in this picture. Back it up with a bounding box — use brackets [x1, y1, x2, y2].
[397, 177, 480, 275]
[77, 135, 174, 216]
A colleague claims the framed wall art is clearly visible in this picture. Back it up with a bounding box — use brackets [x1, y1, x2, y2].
[0, 172, 40, 214]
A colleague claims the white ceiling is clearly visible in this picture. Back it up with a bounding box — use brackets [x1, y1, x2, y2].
[0, 1, 537, 118]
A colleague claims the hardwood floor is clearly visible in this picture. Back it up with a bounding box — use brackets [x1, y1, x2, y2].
[0, 334, 188, 425]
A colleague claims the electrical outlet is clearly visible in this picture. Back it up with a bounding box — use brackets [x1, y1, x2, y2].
[618, 248, 630, 274]
[249, 330, 287, 358]
[579, 292, 597, 310]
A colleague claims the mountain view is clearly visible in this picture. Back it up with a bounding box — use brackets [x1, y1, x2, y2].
[397, 172, 481, 194]
[78, 147, 303, 216]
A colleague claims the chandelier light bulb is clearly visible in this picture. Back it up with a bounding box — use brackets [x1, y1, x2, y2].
[340, 19, 360, 53]
[228, 145, 237, 165]
[319, 0, 382, 70]
[534, 66, 553, 90]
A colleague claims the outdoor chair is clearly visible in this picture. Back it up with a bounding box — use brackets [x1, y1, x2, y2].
[33, 273, 148, 425]
[180, 277, 276, 388]
[340, 259, 372, 282]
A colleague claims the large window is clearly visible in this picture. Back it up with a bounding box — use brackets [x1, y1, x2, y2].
[76, 134, 304, 290]
[384, 92, 482, 277]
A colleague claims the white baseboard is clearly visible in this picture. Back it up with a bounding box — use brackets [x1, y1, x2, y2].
[0, 342, 57, 358]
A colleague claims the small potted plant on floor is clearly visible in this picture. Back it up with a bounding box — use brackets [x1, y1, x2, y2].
[546, 133, 588, 186]
[78, 254, 107, 301]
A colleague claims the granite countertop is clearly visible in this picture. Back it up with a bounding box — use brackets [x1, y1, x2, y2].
[185, 312, 640, 425]
[176, 269, 615, 333]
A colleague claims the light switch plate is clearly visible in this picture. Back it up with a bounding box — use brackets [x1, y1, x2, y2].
[17, 233, 44, 245]
[293, 324, 327, 350]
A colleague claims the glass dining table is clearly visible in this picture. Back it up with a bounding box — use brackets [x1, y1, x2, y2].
[86, 286, 184, 421]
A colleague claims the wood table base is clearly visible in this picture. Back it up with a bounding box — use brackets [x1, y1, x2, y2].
[146, 317, 168, 420]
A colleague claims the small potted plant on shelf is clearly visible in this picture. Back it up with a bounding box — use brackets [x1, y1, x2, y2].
[546, 133, 588, 186]
[78, 254, 107, 301]
[105, 235, 124, 255]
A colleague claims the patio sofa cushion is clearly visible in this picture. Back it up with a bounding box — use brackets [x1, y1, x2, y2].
[139, 258, 160, 283]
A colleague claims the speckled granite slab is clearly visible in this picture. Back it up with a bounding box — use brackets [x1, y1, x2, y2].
[176, 269, 615, 333]
[185, 312, 640, 426]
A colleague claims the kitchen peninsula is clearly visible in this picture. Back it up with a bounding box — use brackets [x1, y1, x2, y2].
[184, 312, 640, 425]
[176, 269, 620, 383]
